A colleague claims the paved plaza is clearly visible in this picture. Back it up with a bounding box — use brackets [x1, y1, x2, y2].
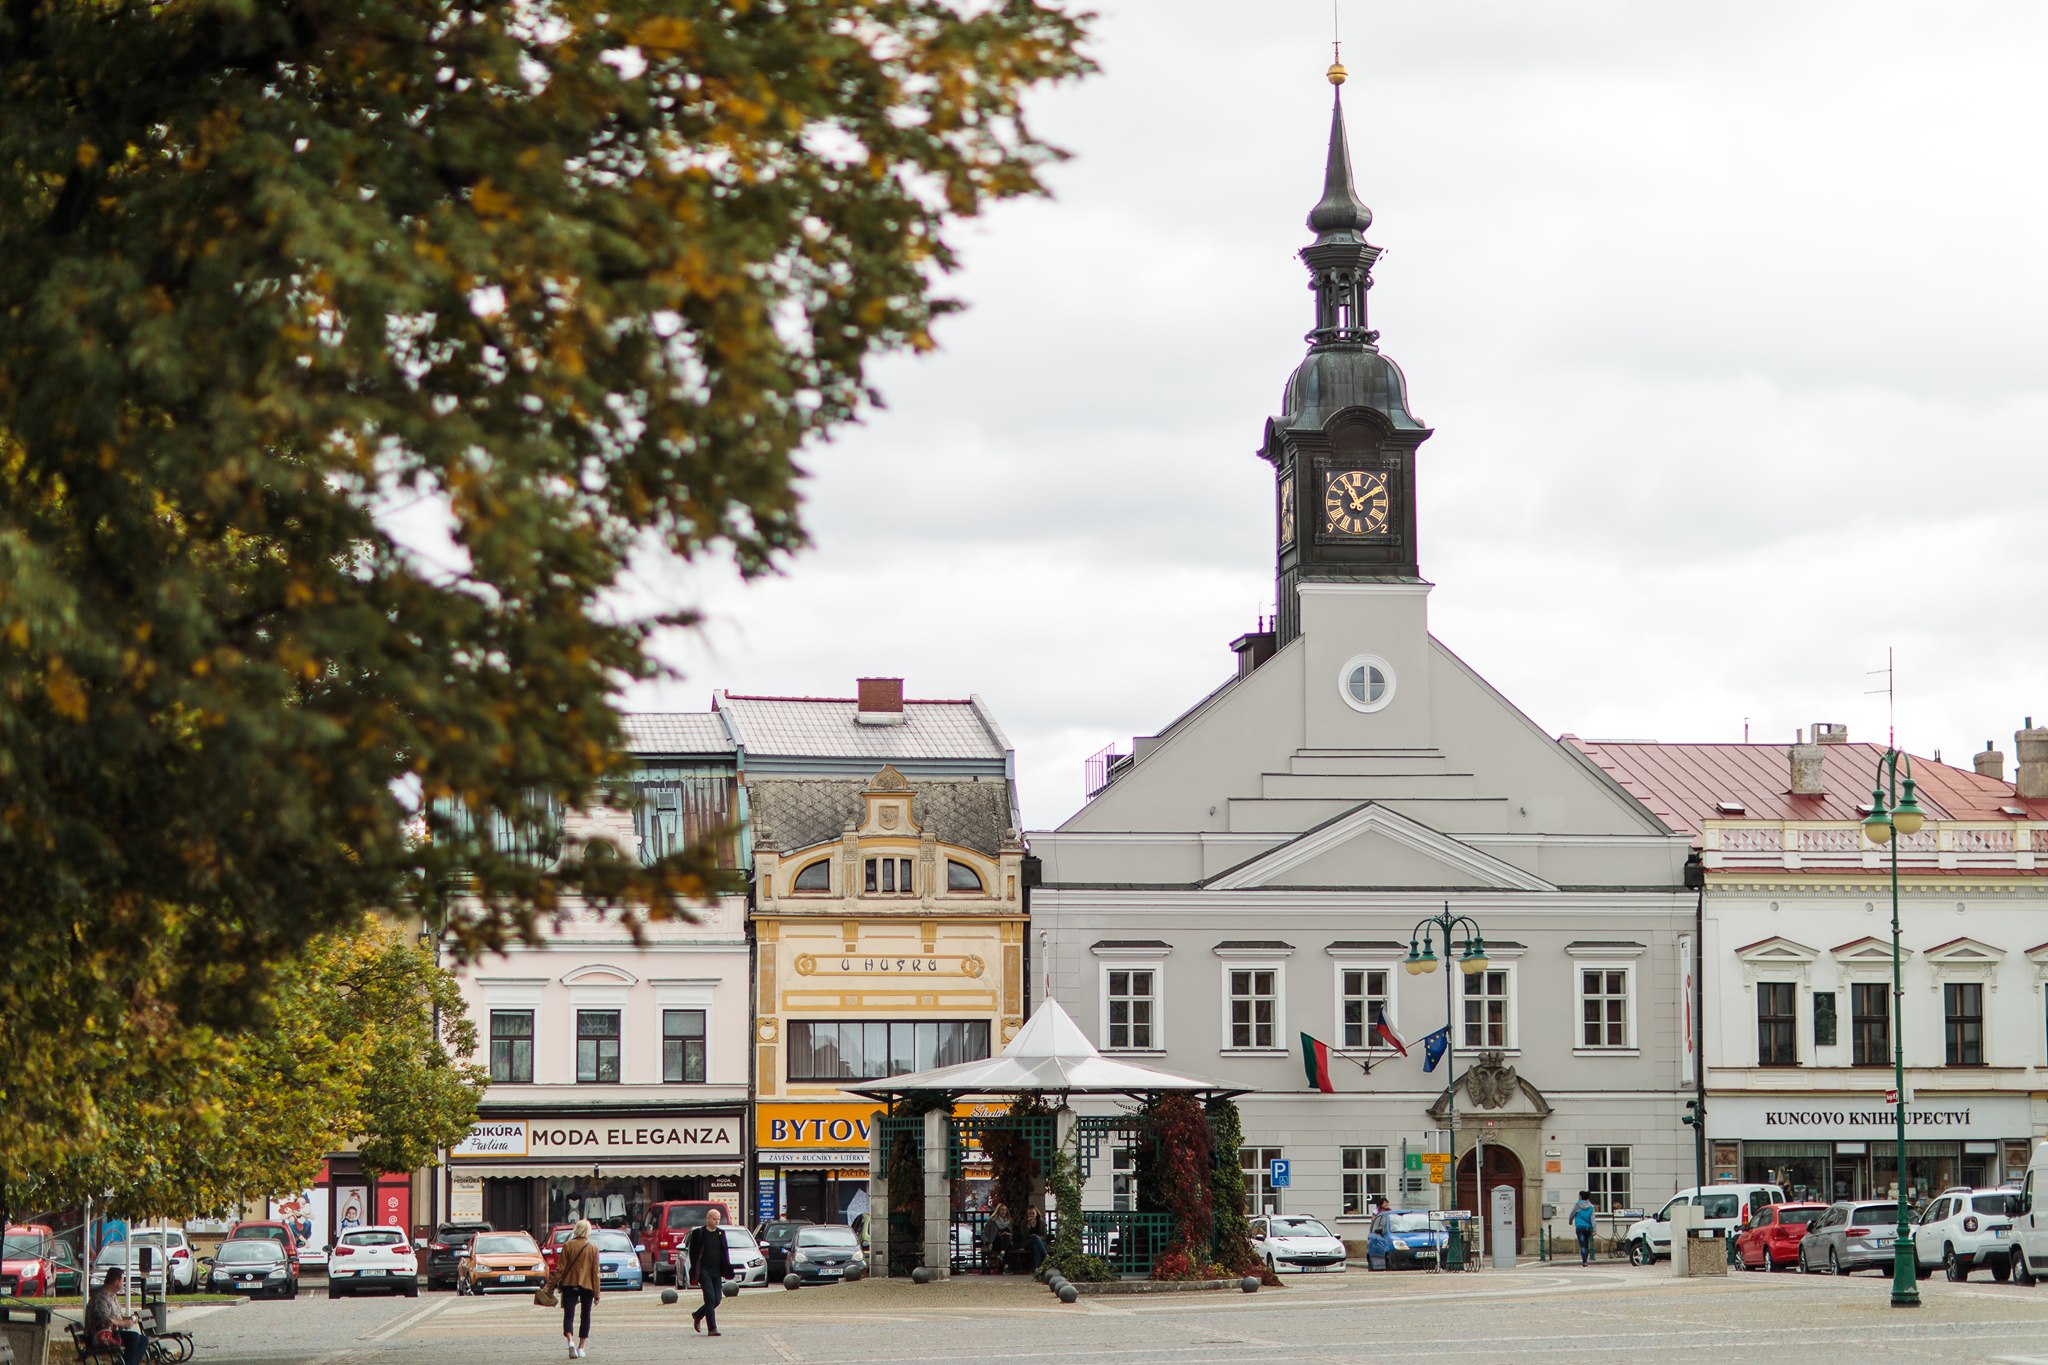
[154, 1263, 2048, 1365]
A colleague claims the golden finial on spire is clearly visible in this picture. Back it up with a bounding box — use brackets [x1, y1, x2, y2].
[1328, 20, 1346, 86]
[1327, 59, 1347, 86]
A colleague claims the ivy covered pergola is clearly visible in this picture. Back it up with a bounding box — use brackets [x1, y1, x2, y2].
[848, 1000, 1251, 1281]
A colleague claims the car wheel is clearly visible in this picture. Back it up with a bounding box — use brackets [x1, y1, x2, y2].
[405, 1282, 420, 1298]
[1828, 1248, 1842, 1276]
[2016, 1252, 2037, 1287]
[1628, 1239, 1652, 1267]
[1992, 1257, 2012, 1284]
[1944, 1246, 1964, 1282]
[1266, 1255, 1276, 1274]
[328, 1285, 344, 1300]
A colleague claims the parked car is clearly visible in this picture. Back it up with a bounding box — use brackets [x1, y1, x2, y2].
[719, 1227, 768, 1293]
[1914, 1187, 2020, 1282]
[424, 1220, 492, 1291]
[582, 1229, 645, 1293]
[2012, 1143, 2048, 1284]
[785, 1224, 865, 1284]
[92, 1240, 170, 1297]
[226, 1220, 302, 1282]
[645, 1201, 731, 1284]
[1363, 1210, 1448, 1271]
[541, 1224, 576, 1278]
[1797, 1199, 1906, 1275]
[126, 1231, 198, 1293]
[1622, 1183, 1786, 1265]
[203, 1240, 295, 1299]
[1734, 1202, 1827, 1271]
[327, 1226, 420, 1298]
[457, 1232, 547, 1295]
[1250, 1214, 1349, 1273]
[1, 1225, 80, 1298]
[756, 1220, 812, 1280]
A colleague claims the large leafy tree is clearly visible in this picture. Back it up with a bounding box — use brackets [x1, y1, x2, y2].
[0, 0, 1091, 1164]
[8, 917, 485, 1219]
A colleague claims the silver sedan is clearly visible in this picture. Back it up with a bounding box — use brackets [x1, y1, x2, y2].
[1799, 1200, 1907, 1275]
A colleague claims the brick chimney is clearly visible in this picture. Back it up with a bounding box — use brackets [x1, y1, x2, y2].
[1790, 728, 1825, 796]
[1812, 722, 1849, 744]
[1974, 741, 2006, 783]
[856, 677, 906, 726]
[1230, 627, 1277, 679]
[2017, 717, 2048, 800]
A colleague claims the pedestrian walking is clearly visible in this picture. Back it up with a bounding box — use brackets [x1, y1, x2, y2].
[686, 1208, 733, 1337]
[86, 1268, 147, 1365]
[551, 1218, 602, 1358]
[1571, 1191, 1597, 1266]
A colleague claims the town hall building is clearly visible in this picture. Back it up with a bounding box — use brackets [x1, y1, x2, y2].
[1027, 64, 1697, 1251]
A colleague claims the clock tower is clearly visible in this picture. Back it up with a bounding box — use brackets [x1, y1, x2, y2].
[1262, 64, 1432, 647]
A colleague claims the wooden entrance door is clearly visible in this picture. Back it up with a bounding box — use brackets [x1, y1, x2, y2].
[1455, 1143, 1526, 1250]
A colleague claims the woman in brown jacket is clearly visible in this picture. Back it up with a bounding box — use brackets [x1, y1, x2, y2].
[552, 1218, 602, 1359]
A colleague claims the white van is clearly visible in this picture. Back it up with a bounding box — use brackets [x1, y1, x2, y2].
[2006, 1142, 2048, 1283]
[1621, 1184, 1787, 1265]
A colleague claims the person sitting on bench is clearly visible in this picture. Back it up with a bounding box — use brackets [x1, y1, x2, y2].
[86, 1267, 147, 1365]
[982, 1204, 1015, 1274]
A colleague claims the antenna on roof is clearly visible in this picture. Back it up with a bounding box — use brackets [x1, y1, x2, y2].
[1865, 646, 1896, 747]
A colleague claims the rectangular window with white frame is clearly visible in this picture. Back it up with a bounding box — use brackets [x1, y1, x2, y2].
[1577, 966, 1631, 1050]
[1241, 1146, 1283, 1214]
[1105, 968, 1157, 1051]
[1460, 968, 1513, 1050]
[1228, 968, 1279, 1050]
[1340, 1146, 1387, 1216]
[1587, 1146, 1630, 1212]
[1339, 967, 1392, 1050]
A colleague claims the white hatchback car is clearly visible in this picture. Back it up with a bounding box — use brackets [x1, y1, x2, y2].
[327, 1226, 420, 1298]
[1248, 1214, 1348, 1274]
[1622, 1184, 1786, 1265]
[1913, 1187, 2020, 1282]
[719, 1227, 769, 1292]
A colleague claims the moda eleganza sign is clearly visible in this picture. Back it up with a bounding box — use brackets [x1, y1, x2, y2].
[453, 1116, 740, 1161]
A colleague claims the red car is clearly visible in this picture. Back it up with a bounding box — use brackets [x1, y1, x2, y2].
[1735, 1201, 1828, 1271]
[643, 1201, 731, 1284]
[2, 1224, 74, 1298]
[540, 1224, 575, 1277]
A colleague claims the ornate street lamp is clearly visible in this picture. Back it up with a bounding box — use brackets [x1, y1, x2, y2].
[1861, 749, 1925, 1309]
[1405, 905, 1488, 1262]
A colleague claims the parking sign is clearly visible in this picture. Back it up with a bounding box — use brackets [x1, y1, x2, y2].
[1269, 1158, 1291, 1189]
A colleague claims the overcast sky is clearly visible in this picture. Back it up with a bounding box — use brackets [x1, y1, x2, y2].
[627, 0, 2048, 831]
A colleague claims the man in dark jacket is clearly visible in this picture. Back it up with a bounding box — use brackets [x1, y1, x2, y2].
[685, 1208, 732, 1337]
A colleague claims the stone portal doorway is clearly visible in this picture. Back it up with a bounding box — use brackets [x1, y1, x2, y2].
[1455, 1143, 1525, 1250]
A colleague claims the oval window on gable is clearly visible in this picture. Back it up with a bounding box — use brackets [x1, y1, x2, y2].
[945, 860, 985, 893]
[791, 860, 832, 894]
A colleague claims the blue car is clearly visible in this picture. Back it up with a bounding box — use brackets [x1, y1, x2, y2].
[588, 1229, 645, 1291]
[1366, 1210, 1449, 1270]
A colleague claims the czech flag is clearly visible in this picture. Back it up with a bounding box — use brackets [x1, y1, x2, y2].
[1301, 1032, 1336, 1093]
[1373, 1006, 1409, 1057]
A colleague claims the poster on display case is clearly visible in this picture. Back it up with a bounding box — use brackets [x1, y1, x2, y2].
[333, 1185, 369, 1240]
[269, 1189, 329, 1265]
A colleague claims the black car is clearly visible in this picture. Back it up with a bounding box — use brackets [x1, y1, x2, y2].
[754, 1220, 812, 1281]
[206, 1240, 294, 1299]
[425, 1221, 493, 1291]
[786, 1224, 865, 1284]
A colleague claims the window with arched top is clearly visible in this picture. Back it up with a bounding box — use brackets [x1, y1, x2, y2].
[945, 860, 984, 893]
[791, 860, 831, 894]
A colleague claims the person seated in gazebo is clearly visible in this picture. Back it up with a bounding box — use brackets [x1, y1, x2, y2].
[983, 1204, 1015, 1274]
[1022, 1206, 1047, 1273]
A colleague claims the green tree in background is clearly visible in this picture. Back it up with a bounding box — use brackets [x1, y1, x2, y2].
[0, 0, 1092, 1166]
[9, 918, 485, 1219]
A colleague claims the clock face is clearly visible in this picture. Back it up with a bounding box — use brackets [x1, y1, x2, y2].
[1322, 468, 1391, 536]
[1278, 476, 1295, 546]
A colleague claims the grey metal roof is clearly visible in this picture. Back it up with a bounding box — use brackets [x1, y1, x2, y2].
[1324, 940, 1407, 952]
[621, 712, 735, 756]
[1090, 939, 1173, 951]
[718, 693, 1008, 764]
[1213, 940, 1297, 951]
[747, 776, 1016, 857]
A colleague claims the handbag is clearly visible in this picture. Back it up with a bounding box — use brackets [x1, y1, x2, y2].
[534, 1283, 559, 1309]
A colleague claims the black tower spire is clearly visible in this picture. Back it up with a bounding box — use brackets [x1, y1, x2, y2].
[1260, 63, 1433, 647]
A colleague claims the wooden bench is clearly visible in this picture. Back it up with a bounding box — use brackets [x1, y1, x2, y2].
[66, 1322, 128, 1364]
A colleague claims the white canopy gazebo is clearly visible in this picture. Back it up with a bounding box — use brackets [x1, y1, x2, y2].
[847, 1000, 1239, 1278]
[846, 999, 1238, 1104]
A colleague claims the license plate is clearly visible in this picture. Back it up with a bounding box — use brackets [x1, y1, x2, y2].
[1873, 1238, 1892, 1248]
[1997, 1228, 2011, 1238]
[819, 1267, 843, 1277]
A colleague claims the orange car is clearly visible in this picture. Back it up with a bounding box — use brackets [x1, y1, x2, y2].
[456, 1232, 546, 1295]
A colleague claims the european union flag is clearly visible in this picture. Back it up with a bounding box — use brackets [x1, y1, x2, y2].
[1420, 1026, 1451, 1073]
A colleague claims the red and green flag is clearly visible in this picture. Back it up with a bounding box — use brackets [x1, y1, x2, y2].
[1301, 1032, 1336, 1093]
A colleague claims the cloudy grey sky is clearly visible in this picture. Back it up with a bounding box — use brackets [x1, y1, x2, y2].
[627, 0, 2048, 830]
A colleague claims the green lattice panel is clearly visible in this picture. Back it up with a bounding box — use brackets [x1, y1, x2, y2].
[1082, 1211, 1174, 1276]
[949, 1114, 1056, 1179]
[1073, 1115, 1145, 1181]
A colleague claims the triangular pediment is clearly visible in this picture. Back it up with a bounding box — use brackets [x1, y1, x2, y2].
[1833, 936, 1910, 964]
[1206, 802, 1552, 892]
[1734, 936, 1819, 966]
[1926, 937, 2004, 965]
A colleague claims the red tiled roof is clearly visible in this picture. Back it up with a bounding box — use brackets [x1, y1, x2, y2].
[1568, 739, 2048, 836]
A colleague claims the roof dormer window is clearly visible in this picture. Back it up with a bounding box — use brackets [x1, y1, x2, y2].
[865, 856, 914, 897]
